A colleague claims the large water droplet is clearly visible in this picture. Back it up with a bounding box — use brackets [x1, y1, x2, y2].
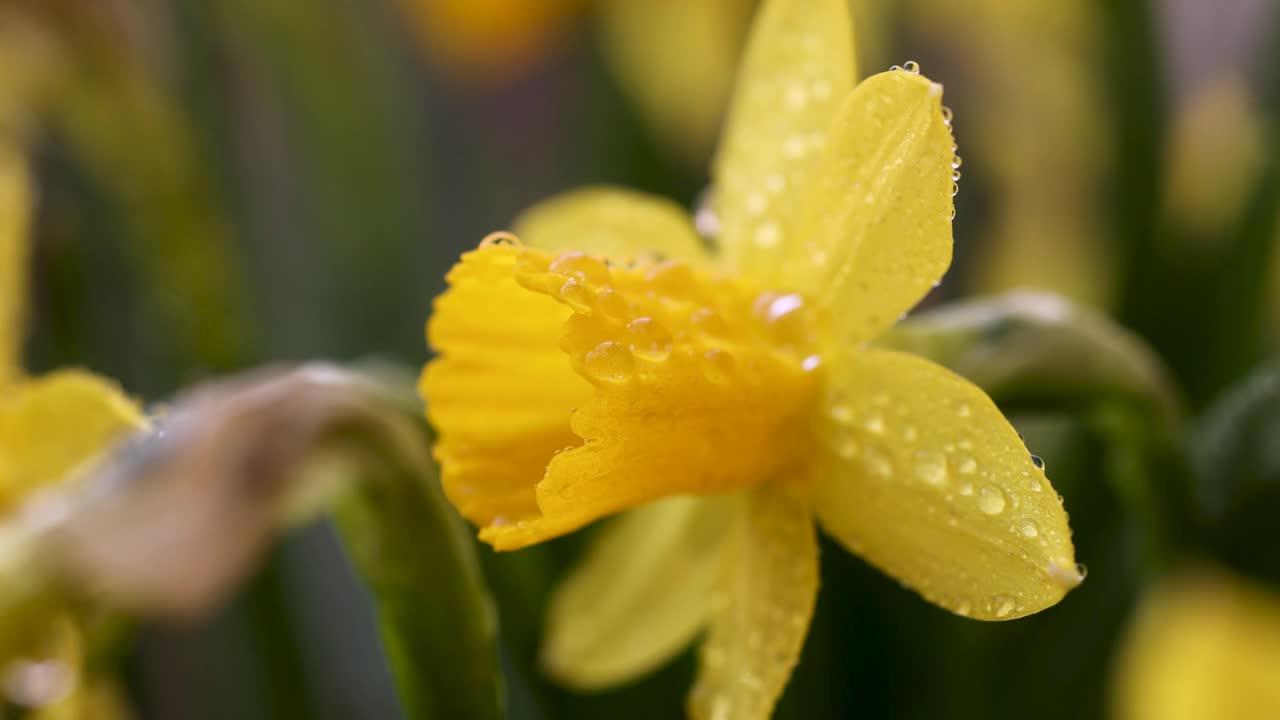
[645, 261, 697, 297]
[595, 287, 630, 320]
[1018, 519, 1039, 538]
[690, 307, 728, 337]
[913, 449, 948, 486]
[559, 279, 593, 312]
[549, 252, 610, 285]
[977, 486, 1007, 515]
[1030, 454, 1045, 470]
[583, 341, 635, 383]
[902, 60, 920, 74]
[624, 317, 673, 361]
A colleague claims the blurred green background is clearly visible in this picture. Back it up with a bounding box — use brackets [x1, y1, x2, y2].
[6, 0, 1280, 717]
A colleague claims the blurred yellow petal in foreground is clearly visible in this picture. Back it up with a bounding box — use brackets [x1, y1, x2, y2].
[1113, 568, 1280, 720]
[422, 0, 1082, 714]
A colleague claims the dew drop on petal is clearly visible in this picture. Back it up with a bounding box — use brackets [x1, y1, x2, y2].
[549, 252, 611, 285]
[702, 348, 736, 384]
[913, 449, 948, 486]
[479, 230, 522, 247]
[1018, 519, 1039, 538]
[624, 317, 673, 361]
[956, 456, 977, 475]
[559, 278, 593, 312]
[583, 341, 635, 383]
[861, 444, 893, 478]
[991, 594, 1015, 618]
[977, 485, 1007, 515]
[902, 60, 920, 74]
[863, 412, 886, 435]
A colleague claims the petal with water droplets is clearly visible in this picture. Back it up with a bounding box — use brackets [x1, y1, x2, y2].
[542, 495, 733, 690]
[812, 348, 1080, 620]
[688, 481, 818, 720]
[712, 0, 855, 282]
[513, 185, 710, 264]
[785, 70, 956, 344]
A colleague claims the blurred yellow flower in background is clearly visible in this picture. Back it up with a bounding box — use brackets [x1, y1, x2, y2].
[0, 135, 143, 719]
[1112, 567, 1280, 720]
[422, 0, 1081, 716]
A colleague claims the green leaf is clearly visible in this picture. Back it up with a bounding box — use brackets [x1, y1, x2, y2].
[1191, 359, 1280, 583]
[332, 418, 504, 720]
[881, 290, 1180, 426]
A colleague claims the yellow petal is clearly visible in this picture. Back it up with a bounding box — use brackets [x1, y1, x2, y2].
[542, 495, 733, 690]
[512, 185, 711, 264]
[0, 370, 145, 513]
[786, 70, 956, 344]
[421, 244, 591, 528]
[464, 246, 819, 550]
[688, 481, 818, 720]
[0, 141, 30, 386]
[812, 348, 1080, 620]
[1112, 569, 1280, 720]
[599, 0, 750, 164]
[712, 0, 855, 282]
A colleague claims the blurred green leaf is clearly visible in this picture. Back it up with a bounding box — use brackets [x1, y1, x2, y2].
[332, 422, 504, 720]
[1191, 359, 1280, 583]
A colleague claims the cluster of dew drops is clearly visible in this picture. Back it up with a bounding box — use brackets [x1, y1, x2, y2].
[890, 61, 961, 221]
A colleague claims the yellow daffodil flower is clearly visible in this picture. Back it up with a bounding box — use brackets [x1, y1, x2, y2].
[1112, 568, 1280, 720]
[421, 0, 1080, 715]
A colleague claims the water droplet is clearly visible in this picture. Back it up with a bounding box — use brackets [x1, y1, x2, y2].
[955, 600, 972, 617]
[644, 261, 697, 297]
[1030, 454, 1045, 470]
[595, 287, 630, 320]
[754, 222, 782, 248]
[863, 412, 886, 435]
[949, 207, 956, 221]
[889, 64, 903, 72]
[1018, 519, 1039, 538]
[479, 230, 522, 247]
[959, 483, 974, 496]
[991, 595, 1015, 618]
[745, 191, 768, 215]
[802, 355, 822, 372]
[702, 348, 736, 384]
[1076, 563, 1089, 581]
[956, 456, 977, 474]
[785, 84, 809, 109]
[978, 486, 1007, 514]
[952, 169, 962, 182]
[830, 404, 855, 425]
[913, 449, 948, 486]
[951, 182, 959, 197]
[952, 155, 963, 169]
[834, 435, 860, 460]
[955, 402, 972, 418]
[690, 307, 728, 337]
[782, 135, 807, 157]
[583, 341, 635, 383]
[861, 445, 893, 478]
[753, 291, 813, 348]
[941, 106, 954, 123]
[559, 279, 593, 312]
[624, 317, 673, 361]
[549, 252, 611, 285]
[902, 60, 920, 74]
[1029, 479, 1043, 492]
[903, 425, 918, 442]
